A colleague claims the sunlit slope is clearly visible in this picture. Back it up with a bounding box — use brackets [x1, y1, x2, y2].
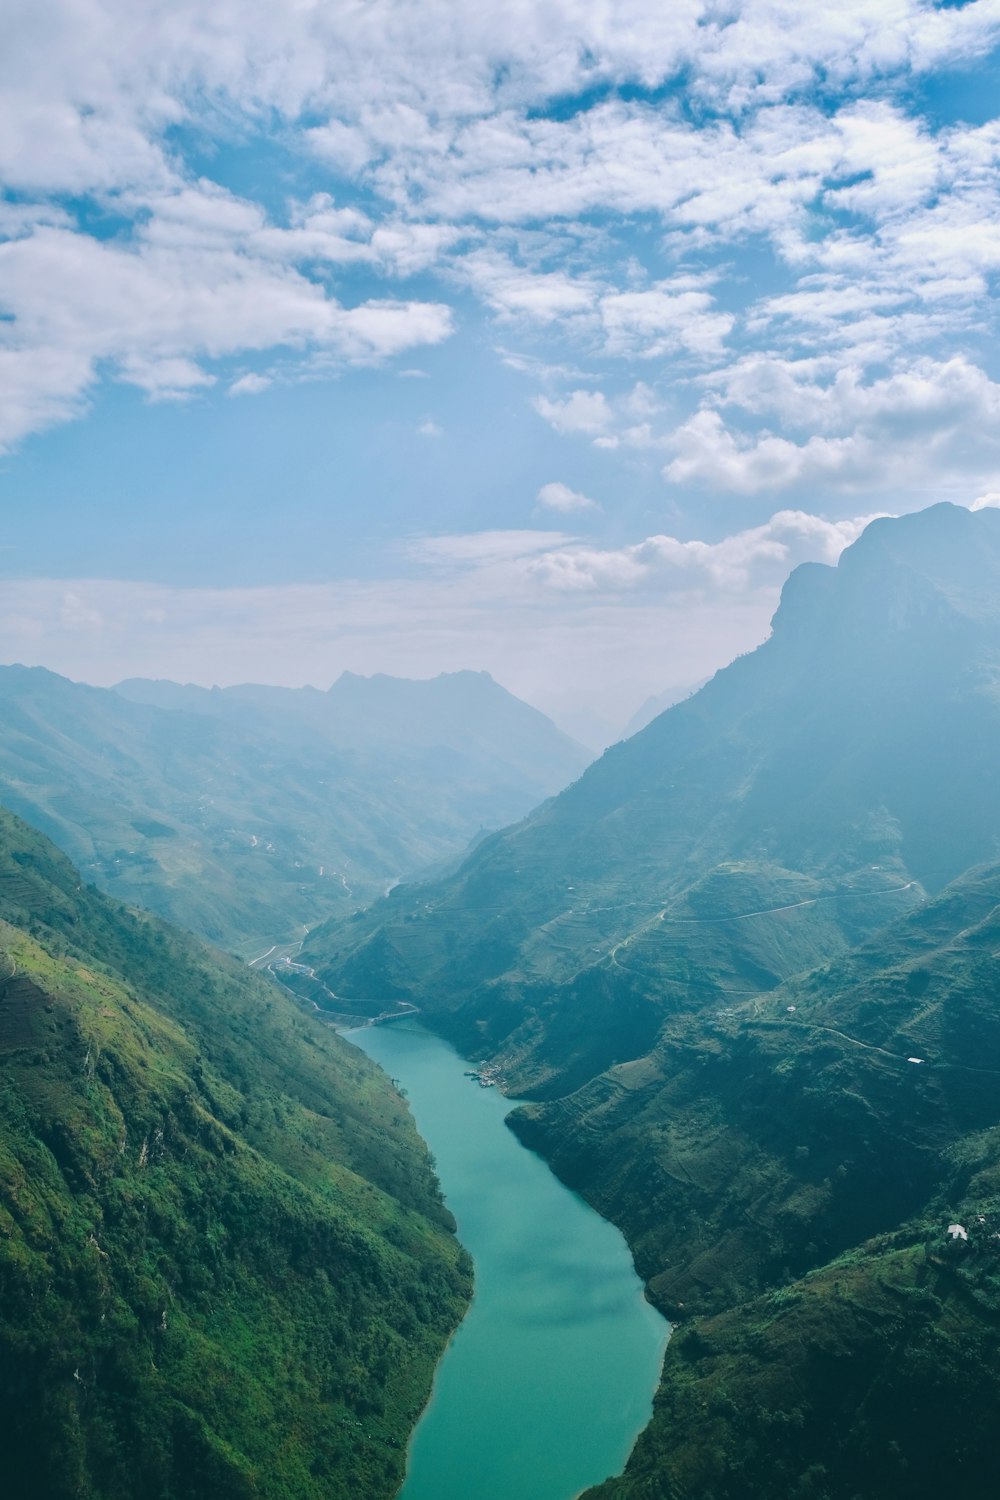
[0, 665, 589, 951]
[0, 807, 470, 1500]
[571, 865, 1000, 1500]
[308, 503, 1000, 1086]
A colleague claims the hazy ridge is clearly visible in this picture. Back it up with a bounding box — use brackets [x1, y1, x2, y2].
[0, 666, 589, 952]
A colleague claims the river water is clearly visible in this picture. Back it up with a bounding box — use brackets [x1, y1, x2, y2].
[347, 1020, 668, 1500]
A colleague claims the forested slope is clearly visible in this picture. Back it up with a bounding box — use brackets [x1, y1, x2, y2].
[0, 808, 470, 1500]
[574, 866, 1000, 1499]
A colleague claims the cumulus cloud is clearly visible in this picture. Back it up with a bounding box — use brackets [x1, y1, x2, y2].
[3, 0, 1000, 507]
[0, 219, 454, 447]
[228, 373, 272, 397]
[600, 281, 734, 359]
[536, 481, 599, 512]
[665, 357, 1000, 495]
[460, 252, 597, 323]
[533, 389, 612, 435]
[523, 509, 880, 592]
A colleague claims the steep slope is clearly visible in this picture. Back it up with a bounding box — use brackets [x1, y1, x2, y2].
[568, 866, 1000, 1499]
[0, 665, 589, 952]
[307, 503, 1000, 1085]
[0, 807, 470, 1500]
[621, 679, 705, 739]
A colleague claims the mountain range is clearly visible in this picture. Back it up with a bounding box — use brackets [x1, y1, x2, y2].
[0, 666, 589, 953]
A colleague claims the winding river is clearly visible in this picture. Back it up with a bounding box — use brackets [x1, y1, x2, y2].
[348, 1021, 668, 1500]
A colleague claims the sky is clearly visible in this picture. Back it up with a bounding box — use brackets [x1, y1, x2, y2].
[4, 0, 1000, 744]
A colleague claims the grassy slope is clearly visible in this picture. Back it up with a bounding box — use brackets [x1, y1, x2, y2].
[0, 808, 471, 1500]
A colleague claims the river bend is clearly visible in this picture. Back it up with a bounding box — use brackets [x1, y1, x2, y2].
[348, 1021, 667, 1500]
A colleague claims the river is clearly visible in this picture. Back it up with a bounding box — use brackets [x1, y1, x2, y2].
[347, 1020, 668, 1500]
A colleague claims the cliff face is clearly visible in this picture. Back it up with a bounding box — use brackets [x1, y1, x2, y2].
[0, 807, 471, 1500]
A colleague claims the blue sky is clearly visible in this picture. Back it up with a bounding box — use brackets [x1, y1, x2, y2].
[3, 0, 1000, 741]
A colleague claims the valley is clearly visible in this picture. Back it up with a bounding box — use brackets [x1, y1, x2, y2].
[348, 1021, 667, 1500]
[9, 6, 1000, 1496]
[305, 504, 1000, 1498]
[5, 503, 1000, 1499]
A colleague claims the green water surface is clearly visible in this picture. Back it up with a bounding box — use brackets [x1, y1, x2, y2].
[348, 1021, 668, 1500]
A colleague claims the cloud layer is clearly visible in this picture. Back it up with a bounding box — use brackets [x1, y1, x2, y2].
[3, 0, 1000, 502]
[0, 506, 882, 729]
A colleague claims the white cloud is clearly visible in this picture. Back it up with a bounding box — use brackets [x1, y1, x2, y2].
[666, 356, 1000, 495]
[3, 0, 1000, 492]
[121, 355, 217, 401]
[536, 481, 599, 512]
[228, 372, 272, 397]
[0, 221, 454, 447]
[457, 251, 597, 323]
[533, 388, 612, 435]
[0, 506, 885, 726]
[407, 529, 572, 567]
[971, 491, 1000, 511]
[418, 419, 443, 437]
[0, 344, 93, 447]
[600, 282, 734, 359]
[524, 508, 880, 592]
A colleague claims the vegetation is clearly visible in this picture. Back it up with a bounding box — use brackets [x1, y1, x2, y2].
[0, 807, 471, 1499]
[566, 868, 1000, 1497]
[0, 664, 589, 953]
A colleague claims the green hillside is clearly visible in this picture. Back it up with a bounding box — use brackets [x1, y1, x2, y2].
[0, 807, 470, 1500]
[571, 866, 1000, 1498]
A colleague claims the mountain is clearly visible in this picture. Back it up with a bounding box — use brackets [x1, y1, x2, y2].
[304, 503, 1000, 1495]
[0, 665, 590, 952]
[307, 504, 1000, 1081]
[574, 864, 1000, 1498]
[115, 668, 588, 796]
[621, 678, 705, 739]
[0, 805, 470, 1500]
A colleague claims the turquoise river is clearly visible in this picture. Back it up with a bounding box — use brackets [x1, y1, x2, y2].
[348, 1020, 668, 1500]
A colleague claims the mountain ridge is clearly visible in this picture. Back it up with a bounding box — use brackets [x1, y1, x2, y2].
[0, 663, 590, 952]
